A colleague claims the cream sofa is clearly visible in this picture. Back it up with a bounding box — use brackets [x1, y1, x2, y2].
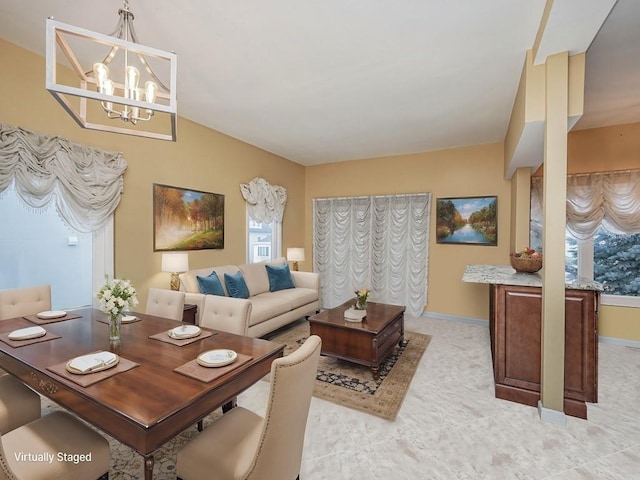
[178, 258, 320, 338]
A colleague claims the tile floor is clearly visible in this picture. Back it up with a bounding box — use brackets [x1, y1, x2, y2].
[239, 315, 640, 479]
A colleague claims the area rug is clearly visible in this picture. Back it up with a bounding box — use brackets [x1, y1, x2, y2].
[265, 320, 431, 421]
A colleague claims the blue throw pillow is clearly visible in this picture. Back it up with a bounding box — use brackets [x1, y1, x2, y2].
[224, 271, 250, 299]
[266, 264, 295, 292]
[197, 271, 225, 296]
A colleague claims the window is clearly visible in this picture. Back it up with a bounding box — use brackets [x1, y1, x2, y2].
[247, 217, 281, 263]
[0, 185, 113, 309]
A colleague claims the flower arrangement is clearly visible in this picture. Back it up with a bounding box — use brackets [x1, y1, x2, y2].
[96, 277, 138, 340]
[354, 288, 370, 310]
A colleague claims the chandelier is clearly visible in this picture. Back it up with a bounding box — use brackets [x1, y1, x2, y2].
[46, 0, 177, 141]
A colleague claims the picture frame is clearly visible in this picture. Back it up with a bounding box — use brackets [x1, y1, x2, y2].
[153, 183, 224, 251]
[436, 196, 497, 246]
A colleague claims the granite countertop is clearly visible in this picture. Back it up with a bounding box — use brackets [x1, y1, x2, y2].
[462, 264, 605, 291]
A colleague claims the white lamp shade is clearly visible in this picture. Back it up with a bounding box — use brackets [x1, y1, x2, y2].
[161, 253, 189, 273]
[286, 248, 305, 262]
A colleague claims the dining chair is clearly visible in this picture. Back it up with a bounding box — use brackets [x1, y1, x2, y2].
[0, 374, 41, 434]
[145, 288, 185, 321]
[0, 410, 110, 479]
[176, 335, 321, 480]
[0, 285, 51, 321]
[199, 294, 251, 335]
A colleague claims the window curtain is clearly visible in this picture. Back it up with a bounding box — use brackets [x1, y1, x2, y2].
[531, 169, 640, 241]
[0, 123, 127, 233]
[313, 193, 431, 317]
[239, 177, 287, 223]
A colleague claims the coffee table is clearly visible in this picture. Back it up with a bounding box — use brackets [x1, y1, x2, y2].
[309, 301, 405, 379]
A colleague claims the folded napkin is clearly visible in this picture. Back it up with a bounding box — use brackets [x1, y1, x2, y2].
[68, 351, 118, 373]
[168, 325, 201, 339]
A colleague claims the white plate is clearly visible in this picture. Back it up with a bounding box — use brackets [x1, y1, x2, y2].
[8, 326, 47, 340]
[122, 315, 137, 323]
[66, 351, 119, 374]
[36, 310, 67, 319]
[197, 349, 237, 368]
[344, 307, 366, 322]
[168, 325, 201, 340]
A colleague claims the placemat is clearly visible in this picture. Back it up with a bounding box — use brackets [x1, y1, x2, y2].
[149, 329, 215, 346]
[23, 313, 82, 325]
[47, 356, 140, 387]
[174, 353, 252, 383]
[0, 331, 61, 348]
[96, 316, 142, 325]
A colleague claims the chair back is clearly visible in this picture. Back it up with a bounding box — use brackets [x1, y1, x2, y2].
[0, 285, 51, 321]
[247, 335, 321, 480]
[145, 288, 185, 321]
[199, 295, 251, 335]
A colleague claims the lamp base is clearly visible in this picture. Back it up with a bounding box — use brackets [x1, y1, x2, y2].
[170, 273, 181, 291]
[292, 261, 299, 271]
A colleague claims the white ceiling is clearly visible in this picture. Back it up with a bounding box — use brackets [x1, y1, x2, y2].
[0, 0, 638, 165]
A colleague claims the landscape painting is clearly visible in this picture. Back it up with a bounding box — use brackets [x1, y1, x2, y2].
[153, 184, 224, 251]
[436, 196, 497, 246]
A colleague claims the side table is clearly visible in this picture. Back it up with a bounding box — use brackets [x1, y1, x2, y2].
[182, 304, 197, 324]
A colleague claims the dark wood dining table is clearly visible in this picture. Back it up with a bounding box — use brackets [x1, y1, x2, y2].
[0, 308, 285, 480]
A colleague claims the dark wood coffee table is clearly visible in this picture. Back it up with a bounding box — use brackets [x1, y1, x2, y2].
[309, 301, 405, 379]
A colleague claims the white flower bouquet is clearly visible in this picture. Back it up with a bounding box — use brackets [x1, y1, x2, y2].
[96, 277, 138, 317]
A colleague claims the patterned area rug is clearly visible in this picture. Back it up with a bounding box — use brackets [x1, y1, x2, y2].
[265, 319, 431, 421]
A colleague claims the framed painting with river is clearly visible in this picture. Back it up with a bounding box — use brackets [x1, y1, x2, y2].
[436, 196, 497, 246]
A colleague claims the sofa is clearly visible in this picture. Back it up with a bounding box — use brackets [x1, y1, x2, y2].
[178, 258, 320, 338]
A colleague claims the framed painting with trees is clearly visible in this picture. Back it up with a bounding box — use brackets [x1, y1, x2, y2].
[153, 183, 224, 251]
[436, 196, 497, 246]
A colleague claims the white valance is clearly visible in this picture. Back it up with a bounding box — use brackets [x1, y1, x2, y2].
[240, 177, 287, 223]
[531, 169, 640, 241]
[0, 124, 126, 233]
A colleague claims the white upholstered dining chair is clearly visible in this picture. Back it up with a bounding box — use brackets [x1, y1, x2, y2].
[176, 335, 321, 480]
[199, 294, 251, 336]
[0, 285, 51, 321]
[145, 288, 185, 321]
[0, 411, 110, 479]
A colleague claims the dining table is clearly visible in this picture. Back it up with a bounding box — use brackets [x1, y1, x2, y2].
[0, 307, 285, 480]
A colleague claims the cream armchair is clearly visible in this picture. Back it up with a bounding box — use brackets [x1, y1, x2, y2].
[0, 285, 51, 321]
[176, 335, 322, 480]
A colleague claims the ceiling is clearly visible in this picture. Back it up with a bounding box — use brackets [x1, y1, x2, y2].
[0, 0, 638, 165]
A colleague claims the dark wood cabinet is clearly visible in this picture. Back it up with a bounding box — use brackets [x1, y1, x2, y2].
[489, 284, 598, 419]
[182, 304, 197, 324]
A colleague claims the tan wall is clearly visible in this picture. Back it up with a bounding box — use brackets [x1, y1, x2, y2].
[304, 143, 511, 320]
[0, 40, 306, 307]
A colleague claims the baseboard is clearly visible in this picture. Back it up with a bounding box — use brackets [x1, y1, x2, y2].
[420, 311, 488, 328]
[538, 400, 567, 425]
[598, 335, 640, 350]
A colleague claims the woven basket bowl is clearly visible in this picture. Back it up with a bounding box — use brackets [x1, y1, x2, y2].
[510, 254, 543, 273]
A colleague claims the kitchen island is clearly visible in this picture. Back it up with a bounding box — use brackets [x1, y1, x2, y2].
[463, 265, 603, 419]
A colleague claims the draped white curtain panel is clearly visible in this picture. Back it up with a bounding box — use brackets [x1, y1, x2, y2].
[313, 193, 431, 317]
[239, 177, 287, 223]
[531, 169, 640, 241]
[0, 123, 126, 233]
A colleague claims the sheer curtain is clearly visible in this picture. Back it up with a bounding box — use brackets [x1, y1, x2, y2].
[313, 193, 430, 317]
[531, 169, 640, 241]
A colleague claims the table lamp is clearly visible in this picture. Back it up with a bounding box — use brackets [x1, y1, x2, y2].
[161, 253, 189, 290]
[286, 247, 305, 271]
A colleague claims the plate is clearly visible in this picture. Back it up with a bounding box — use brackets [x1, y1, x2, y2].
[66, 351, 119, 375]
[168, 325, 201, 340]
[197, 349, 237, 368]
[36, 310, 67, 319]
[344, 307, 366, 322]
[122, 315, 137, 323]
[8, 326, 47, 340]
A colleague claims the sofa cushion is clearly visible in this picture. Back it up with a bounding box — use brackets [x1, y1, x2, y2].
[273, 288, 319, 310]
[266, 264, 295, 292]
[238, 261, 270, 297]
[248, 293, 292, 326]
[197, 271, 225, 296]
[181, 268, 214, 294]
[224, 272, 250, 299]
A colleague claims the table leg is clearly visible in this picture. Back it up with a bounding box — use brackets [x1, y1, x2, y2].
[371, 365, 380, 381]
[222, 397, 237, 413]
[144, 455, 154, 480]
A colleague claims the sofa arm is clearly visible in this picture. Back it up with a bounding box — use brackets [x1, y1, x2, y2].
[291, 271, 319, 291]
[199, 295, 252, 336]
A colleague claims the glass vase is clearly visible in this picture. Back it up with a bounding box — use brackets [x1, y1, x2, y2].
[109, 313, 122, 341]
[355, 297, 367, 310]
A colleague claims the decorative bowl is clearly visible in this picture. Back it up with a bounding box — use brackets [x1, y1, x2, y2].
[510, 254, 543, 273]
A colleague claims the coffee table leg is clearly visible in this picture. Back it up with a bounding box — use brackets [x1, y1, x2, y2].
[372, 366, 380, 381]
[144, 455, 154, 480]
